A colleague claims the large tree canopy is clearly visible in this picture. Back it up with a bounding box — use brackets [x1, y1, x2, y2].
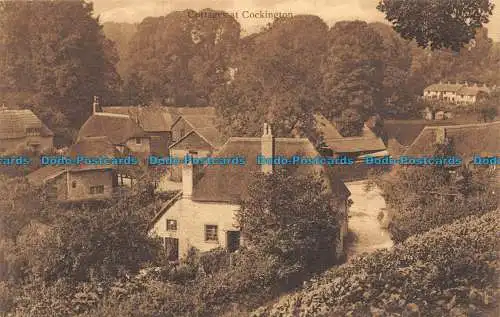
[377, 0, 495, 52]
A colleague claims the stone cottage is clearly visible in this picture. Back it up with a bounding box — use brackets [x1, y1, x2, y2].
[150, 124, 351, 261]
[0, 107, 54, 154]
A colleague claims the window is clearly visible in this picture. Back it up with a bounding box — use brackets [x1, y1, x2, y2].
[72, 181, 77, 188]
[180, 128, 185, 138]
[166, 219, 177, 231]
[135, 138, 142, 144]
[25, 127, 41, 136]
[89, 185, 104, 195]
[205, 225, 218, 242]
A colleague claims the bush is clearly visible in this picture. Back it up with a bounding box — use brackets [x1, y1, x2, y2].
[252, 210, 499, 316]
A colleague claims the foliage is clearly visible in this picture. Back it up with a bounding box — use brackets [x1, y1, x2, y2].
[125, 9, 240, 105]
[377, 0, 495, 52]
[253, 210, 500, 316]
[476, 90, 500, 122]
[237, 167, 341, 280]
[320, 20, 385, 132]
[211, 15, 327, 140]
[0, 0, 120, 144]
[378, 141, 498, 242]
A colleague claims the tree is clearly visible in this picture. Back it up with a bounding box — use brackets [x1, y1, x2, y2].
[126, 9, 240, 106]
[320, 20, 385, 134]
[211, 15, 328, 140]
[476, 90, 500, 122]
[0, 1, 121, 144]
[378, 140, 498, 242]
[377, 0, 495, 52]
[237, 168, 341, 279]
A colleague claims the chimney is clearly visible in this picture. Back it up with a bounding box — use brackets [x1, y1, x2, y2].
[261, 122, 274, 174]
[182, 162, 193, 198]
[436, 127, 446, 144]
[92, 96, 100, 114]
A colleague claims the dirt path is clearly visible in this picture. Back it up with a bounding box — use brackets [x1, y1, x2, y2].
[345, 180, 393, 259]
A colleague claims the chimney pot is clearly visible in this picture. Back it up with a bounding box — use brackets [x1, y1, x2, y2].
[92, 96, 100, 114]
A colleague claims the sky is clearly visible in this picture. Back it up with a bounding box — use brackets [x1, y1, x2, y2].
[92, 0, 500, 41]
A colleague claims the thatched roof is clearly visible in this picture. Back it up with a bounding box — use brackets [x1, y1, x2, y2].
[102, 106, 176, 132]
[27, 137, 120, 186]
[77, 113, 146, 145]
[192, 137, 350, 203]
[404, 121, 500, 158]
[0, 109, 53, 139]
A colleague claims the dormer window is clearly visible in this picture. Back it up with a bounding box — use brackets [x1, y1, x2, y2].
[26, 127, 41, 136]
[135, 138, 142, 144]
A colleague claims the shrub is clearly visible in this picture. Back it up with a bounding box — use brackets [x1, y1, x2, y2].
[252, 210, 499, 316]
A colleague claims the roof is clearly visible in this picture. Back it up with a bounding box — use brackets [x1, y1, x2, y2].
[424, 83, 491, 96]
[192, 137, 350, 203]
[424, 83, 463, 92]
[68, 136, 121, 157]
[166, 106, 216, 117]
[170, 114, 226, 149]
[325, 136, 386, 153]
[27, 137, 120, 185]
[404, 121, 500, 158]
[0, 109, 54, 139]
[315, 114, 385, 153]
[315, 114, 343, 140]
[77, 112, 146, 145]
[102, 106, 175, 132]
[383, 120, 468, 146]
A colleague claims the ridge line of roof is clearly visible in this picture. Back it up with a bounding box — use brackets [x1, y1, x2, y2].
[422, 121, 500, 130]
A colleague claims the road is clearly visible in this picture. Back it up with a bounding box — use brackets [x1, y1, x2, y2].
[344, 180, 393, 259]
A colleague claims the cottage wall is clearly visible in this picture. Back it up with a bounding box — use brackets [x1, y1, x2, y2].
[147, 131, 171, 156]
[125, 137, 150, 153]
[171, 117, 191, 142]
[66, 169, 114, 201]
[0, 136, 53, 154]
[150, 199, 240, 257]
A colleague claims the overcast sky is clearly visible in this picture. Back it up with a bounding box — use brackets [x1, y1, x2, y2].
[92, 0, 500, 41]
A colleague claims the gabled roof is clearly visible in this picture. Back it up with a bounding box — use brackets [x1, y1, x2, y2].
[404, 121, 500, 158]
[169, 127, 227, 150]
[77, 112, 146, 145]
[192, 137, 350, 203]
[166, 106, 216, 117]
[27, 137, 120, 186]
[102, 106, 175, 132]
[0, 109, 53, 139]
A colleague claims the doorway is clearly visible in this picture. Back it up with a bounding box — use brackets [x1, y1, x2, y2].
[226, 231, 240, 253]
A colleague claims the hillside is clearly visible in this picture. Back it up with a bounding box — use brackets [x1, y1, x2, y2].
[253, 209, 499, 317]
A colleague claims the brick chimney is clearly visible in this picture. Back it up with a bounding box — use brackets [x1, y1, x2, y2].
[182, 162, 193, 198]
[92, 96, 100, 114]
[261, 122, 274, 174]
[436, 127, 446, 144]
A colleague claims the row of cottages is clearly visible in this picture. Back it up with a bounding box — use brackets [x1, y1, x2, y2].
[0, 107, 54, 154]
[149, 124, 351, 261]
[26, 137, 132, 202]
[423, 82, 492, 105]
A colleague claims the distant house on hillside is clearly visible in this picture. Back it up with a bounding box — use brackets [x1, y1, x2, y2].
[0, 107, 54, 154]
[102, 106, 175, 156]
[27, 137, 132, 202]
[150, 124, 351, 261]
[78, 99, 150, 156]
[423, 82, 492, 105]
